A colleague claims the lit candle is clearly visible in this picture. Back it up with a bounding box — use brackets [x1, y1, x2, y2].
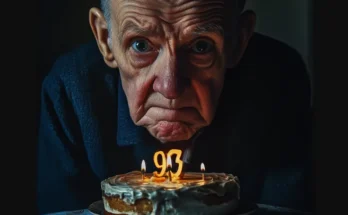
[141, 160, 146, 181]
[200, 163, 205, 181]
[167, 155, 172, 182]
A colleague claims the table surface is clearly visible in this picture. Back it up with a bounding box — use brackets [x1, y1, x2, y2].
[45, 203, 313, 215]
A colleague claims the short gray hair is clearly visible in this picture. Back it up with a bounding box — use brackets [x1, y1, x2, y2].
[100, 0, 110, 22]
[100, 0, 112, 37]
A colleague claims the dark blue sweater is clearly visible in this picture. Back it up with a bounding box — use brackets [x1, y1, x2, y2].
[37, 33, 313, 214]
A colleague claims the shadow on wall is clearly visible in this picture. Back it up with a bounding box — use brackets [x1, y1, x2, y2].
[38, 0, 97, 81]
[37, 0, 99, 132]
[244, 0, 313, 76]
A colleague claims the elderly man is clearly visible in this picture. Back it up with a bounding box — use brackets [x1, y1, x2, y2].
[37, 0, 313, 214]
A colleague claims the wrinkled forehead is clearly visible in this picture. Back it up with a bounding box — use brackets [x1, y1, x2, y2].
[112, 0, 230, 9]
[110, 0, 239, 35]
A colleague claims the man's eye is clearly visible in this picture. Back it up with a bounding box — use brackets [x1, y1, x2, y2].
[131, 39, 152, 53]
[191, 39, 214, 54]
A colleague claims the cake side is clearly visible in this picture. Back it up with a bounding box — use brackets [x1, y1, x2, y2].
[101, 171, 240, 215]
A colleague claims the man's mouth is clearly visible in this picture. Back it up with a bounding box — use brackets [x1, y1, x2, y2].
[147, 106, 198, 124]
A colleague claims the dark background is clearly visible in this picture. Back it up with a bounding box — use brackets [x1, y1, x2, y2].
[37, 0, 99, 121]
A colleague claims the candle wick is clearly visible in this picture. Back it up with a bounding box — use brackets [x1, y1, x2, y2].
[141, 169, 145, 181]
[167, 166, 172, 182]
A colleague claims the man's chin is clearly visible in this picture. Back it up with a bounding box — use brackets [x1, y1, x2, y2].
[149, 121, 196, 143]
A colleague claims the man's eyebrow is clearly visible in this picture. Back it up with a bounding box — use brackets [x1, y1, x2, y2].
[118, 21, 162, 43]
[118, 21, 224, 43]
[191, 23, 224, 37]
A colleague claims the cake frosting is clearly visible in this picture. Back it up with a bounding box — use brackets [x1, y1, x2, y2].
[101, 171, 240, 215]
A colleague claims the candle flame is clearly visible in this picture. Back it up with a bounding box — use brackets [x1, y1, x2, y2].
[200, 163, 205, 171]
[141, 160, 146, 171]
[167, 154, 172, 168]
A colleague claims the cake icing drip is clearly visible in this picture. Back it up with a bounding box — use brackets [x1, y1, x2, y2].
[101, 171, 240, 215]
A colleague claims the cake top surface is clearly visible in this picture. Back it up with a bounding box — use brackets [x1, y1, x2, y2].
[101, 171, 239, 194]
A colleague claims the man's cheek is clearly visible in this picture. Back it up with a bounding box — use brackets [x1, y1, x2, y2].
[196, 79, 222, 120]
[126, 78, 153, 118]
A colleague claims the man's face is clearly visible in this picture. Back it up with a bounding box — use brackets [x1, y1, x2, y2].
[109, 0, 228, 143]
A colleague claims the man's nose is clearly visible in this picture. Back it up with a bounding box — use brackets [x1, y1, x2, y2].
[153, 57, 188, 99]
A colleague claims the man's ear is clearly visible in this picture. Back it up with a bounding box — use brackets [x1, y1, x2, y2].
[89, 7, 118, 68]
[226, 10, 256, 68]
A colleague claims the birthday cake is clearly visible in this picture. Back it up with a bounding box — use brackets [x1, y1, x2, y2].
[101, 170, 240, 215]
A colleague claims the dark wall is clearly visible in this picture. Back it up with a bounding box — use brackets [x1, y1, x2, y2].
[37, 0, 98, 132]
[38, 0, 97, 84]
[244, 0, 313, 100]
